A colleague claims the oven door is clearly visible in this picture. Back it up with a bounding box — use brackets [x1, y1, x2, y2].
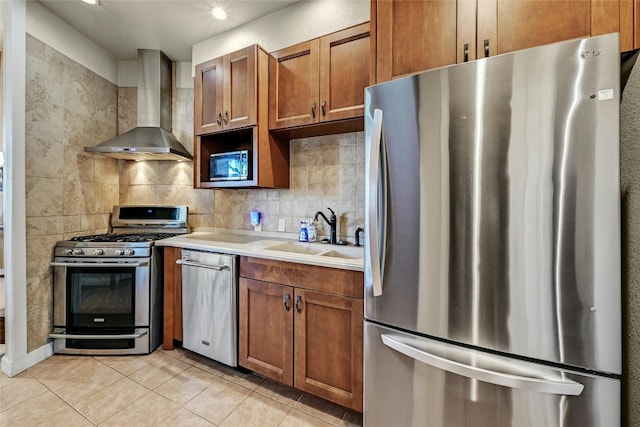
[50, 258, 151, 354]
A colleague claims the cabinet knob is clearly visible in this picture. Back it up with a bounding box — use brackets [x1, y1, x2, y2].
[321, 100, 326, 116]
[311, 103, 317, 119]
[223, 111, 229, 125]
[284, 293, 291, 311]
[216, 112, 222, 126]
[295, 295, 303, 313]
[463, 43, 469, 63]
[484, 39, 490, 58]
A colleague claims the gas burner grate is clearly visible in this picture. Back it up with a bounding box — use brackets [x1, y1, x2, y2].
[70, 232, 181, 243]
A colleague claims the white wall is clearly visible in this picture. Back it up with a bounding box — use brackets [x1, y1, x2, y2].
[2, 0, 32, 376]
[25, 1, 117, 84]
[192, 0, 369, 72]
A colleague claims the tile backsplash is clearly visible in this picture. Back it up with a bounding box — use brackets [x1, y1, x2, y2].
[213, 132, 365, 242]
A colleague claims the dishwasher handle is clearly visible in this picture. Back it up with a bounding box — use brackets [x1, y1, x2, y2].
[176, 259, 230, 271]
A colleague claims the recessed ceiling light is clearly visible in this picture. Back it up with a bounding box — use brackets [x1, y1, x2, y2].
[211, 7, 227, 20]
[81, 0, 100, 5]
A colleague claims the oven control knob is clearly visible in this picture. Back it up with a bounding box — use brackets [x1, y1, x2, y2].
[114, 249, 124, 256]
[64, 249, 74, 256]
[72, 249, 84, 256]
[124, 249, 135, 256]
[93, 249, 105, 256]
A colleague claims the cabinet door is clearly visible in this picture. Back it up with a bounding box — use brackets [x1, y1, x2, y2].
[375, 0, 457, 83]
[319, 23, 371, 122]
[239, 278, 294, 385]
[224, 46, 257, 130]
[269, 39, 320, 129]
[293, 288, 364, 412]
[480, 0, 591, 56]
[194, 57, 224, 135]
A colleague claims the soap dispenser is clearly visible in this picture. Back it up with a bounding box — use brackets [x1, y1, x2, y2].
[298, 220, 308, 242]
[306, 218, 317, 242]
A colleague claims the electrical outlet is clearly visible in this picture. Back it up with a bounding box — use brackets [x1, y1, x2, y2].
[278, 218, 286, 232]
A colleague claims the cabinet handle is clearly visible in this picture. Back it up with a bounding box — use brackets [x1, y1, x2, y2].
[311, 103, 317, 118]
[295, 295, 302, 313]
[216, 112, 222, 126]
[321, 100, 326, 116]
[223, 110, 229, 125]
[484, 39, 490, 58]
[284, 293, 291, 311]
[463, 43, 469, 63]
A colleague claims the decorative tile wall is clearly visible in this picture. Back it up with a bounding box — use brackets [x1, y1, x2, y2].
[25, 34, 120, 351]
[213, 132, 365, 242]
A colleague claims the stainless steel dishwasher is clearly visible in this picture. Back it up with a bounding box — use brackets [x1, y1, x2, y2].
[178, 249, 238, 366]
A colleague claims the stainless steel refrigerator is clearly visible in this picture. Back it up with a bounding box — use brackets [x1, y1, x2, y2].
[364, 33, 621, 427]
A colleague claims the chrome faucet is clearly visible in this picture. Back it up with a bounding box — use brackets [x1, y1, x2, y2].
[314, 207, 337, 244]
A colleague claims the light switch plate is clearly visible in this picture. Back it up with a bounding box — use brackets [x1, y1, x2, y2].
[278, 219, 286, 232]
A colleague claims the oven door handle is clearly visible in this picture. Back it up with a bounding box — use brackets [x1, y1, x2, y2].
[176, 259, 230, 271]
[49, 328, 148, 340]
[50, 261, 149, 268]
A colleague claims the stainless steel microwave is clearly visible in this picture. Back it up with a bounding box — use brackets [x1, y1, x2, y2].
[210, 150, 250, 181]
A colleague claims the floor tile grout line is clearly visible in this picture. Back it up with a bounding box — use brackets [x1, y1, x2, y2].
[207, 386, 253, 426]
[275, 406, 295, 427]
[0, 371, 51, 414]
[12, 371, 98, 427]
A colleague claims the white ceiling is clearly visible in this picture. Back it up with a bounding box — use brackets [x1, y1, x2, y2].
[37, 0, 300, 62]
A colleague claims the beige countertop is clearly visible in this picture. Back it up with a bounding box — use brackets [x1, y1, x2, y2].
[157, 230, 364, 272]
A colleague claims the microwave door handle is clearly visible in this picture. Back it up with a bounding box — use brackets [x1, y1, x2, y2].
[367, 108, 387, 297]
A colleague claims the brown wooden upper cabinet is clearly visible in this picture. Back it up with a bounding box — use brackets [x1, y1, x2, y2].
[269, 23, 371, 130]
[195, 46, 258, 134]
[373, 0, 637, 83]
[193, 45, 290, 189]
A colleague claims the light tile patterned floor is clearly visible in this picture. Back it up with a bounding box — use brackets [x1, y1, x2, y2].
[0, 347, 363, 426]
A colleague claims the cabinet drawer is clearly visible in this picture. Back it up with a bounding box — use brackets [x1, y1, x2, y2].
[240, 256, 364, 298]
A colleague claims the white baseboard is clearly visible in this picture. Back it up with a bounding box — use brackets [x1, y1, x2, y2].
[1, 342, 54, 377]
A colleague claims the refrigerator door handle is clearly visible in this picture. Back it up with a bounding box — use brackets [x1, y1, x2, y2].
[381, 334, 585, 396]
[367, 108, 387, 297]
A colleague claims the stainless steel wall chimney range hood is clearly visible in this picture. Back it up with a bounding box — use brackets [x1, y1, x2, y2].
[85, 50, 193, 161]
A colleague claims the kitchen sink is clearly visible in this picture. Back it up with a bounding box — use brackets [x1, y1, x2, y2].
[318, 248, 363, 259]
[265, 242, 364, 259]
[265, 242, 328, 255]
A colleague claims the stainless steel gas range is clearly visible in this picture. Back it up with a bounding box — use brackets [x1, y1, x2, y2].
[50, 205, 188, 355]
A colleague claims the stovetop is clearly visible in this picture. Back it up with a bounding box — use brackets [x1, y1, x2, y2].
[69, 232, 182, 243]
[53, 205, 188, 257]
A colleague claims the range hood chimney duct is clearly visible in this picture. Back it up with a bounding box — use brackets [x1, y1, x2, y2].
[85, 49, 193, 161]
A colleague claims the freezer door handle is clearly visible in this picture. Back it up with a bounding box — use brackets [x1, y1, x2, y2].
[366, 108, 387, 297]
[381, 334, 585, 396]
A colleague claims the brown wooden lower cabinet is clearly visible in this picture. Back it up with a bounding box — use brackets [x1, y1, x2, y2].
[163, 246, 182, 350]
[239, 257, 364, 412]
[239, 278, 293, 384]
